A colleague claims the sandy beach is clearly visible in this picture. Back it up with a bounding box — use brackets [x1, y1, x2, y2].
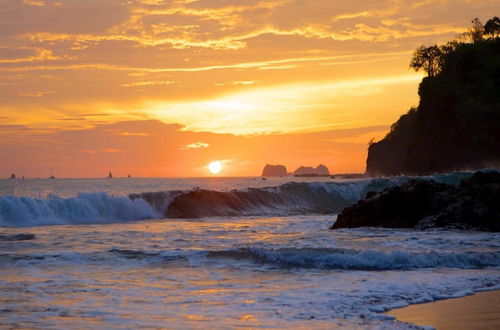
[386, 290, 500, 329]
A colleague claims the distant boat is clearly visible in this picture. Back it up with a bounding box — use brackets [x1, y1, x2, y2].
[9, 173, 15, 180]
[49, 175, 56, 179]
[108, 172, 113, 178]
[128, 174, 131, 178]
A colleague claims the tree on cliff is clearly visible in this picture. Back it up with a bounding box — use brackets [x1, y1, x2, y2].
[409, 45, 442, 77]
[484, 17, 500, 39]
[466, 18, 485, 43]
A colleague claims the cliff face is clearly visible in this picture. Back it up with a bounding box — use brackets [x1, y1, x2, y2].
[366, 39, 500, 176]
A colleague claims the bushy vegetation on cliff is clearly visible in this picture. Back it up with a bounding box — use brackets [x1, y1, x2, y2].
[366, 17, 500, 176]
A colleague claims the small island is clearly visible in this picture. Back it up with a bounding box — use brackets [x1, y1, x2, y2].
[293, 164, 330, 177]
[261, 164, 288, 177]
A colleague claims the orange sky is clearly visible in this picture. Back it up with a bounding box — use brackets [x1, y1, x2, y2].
[0, 0, 498, 177]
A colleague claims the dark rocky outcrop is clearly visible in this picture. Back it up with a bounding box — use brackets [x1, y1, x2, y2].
[366, 38, 500, 176]
[262, 164, 288, 177]
[294, 164, 330, 176]
[331, 171, 500, 231]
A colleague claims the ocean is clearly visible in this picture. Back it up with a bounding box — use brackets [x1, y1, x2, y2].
[1, 174, 499, 329]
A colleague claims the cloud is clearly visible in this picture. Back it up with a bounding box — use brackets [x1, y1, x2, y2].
[0, 119, 391, 177]
[146, 73, 422, 135]
[22, 0, 45, 6]
[118, 132, 150, 136]
[0, 52, 405, 73]
[120, 80, 175, 87]
[18, 90, 56, 97]
[2, 0, 486, 81]
[258, 64, 297, 70]
[6, 0, 436, 54]
[233, 80, 258, 85]
[181, 142, 210, 149]
[78, 148, 125, 154]
[21, 0, 62, 6]
[333, 11, 371, 21]
[0, 48, 62, 64]
[20, 31, 249, 50]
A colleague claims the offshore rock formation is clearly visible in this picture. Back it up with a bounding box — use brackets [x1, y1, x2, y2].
[366, 38, 500, 176]
[293, 164, 330, 176]
[261, 164, 288, 177]
[331, 171, 500, 232]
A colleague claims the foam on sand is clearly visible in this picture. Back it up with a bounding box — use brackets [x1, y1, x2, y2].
[386, 289, 500, 329]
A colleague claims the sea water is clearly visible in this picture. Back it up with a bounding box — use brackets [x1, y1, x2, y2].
[1, 174, 499, 328]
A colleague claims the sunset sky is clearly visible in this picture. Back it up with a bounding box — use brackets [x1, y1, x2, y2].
[1, 0, 498, 177]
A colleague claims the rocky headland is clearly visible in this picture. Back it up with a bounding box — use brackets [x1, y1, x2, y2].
[331, 171, 500, 232]
[366, 26, 500, 176]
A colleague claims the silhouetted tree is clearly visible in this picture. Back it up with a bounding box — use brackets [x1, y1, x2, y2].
[484, 17, 500, 39]
[439, 40, 460, 55]
[465, 18, 484, 43]
[409, 45, 442, 77]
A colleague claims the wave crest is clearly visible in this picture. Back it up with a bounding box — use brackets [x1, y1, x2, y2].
[0, 192, 158, 227]
[162, 182, 365, 218]
[209, 247, 500, 270]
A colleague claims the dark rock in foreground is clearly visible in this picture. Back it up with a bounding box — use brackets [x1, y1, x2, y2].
[331, 171, 500, 231]
[262, 164, 288, 177]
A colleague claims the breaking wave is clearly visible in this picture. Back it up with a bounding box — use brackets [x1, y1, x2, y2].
[133, 181, 369, 218]
[0, 171, 476, 227]
[5, 246, 499, 271]
[208, 247, 500, 270]
[0, 192, 159, 227]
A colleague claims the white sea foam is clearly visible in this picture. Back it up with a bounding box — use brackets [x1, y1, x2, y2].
[0, 213, 499, 328]
[213, 247, 500, 270]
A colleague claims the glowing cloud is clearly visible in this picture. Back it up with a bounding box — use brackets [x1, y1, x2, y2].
[182, 142, 210, 149]
[146, 74, 422, 135]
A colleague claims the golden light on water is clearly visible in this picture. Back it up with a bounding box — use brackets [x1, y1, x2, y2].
[208, 161, 222, 174]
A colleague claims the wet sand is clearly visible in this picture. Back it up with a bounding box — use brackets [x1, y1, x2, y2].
[386, 290, 500, 329]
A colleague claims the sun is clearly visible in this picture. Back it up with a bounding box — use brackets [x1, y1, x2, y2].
[208, 161, 222, 174]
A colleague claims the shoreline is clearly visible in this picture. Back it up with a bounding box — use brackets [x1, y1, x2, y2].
[385, 289, 500, 329]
